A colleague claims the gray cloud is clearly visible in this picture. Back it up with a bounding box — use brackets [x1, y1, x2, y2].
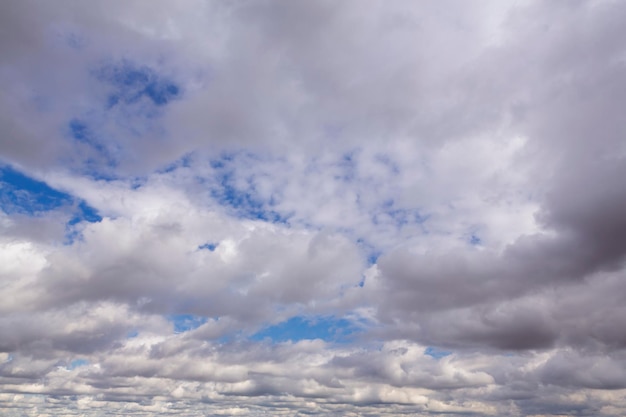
[2, 0, 626, 415]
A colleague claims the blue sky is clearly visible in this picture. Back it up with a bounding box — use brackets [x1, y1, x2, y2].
[250, 315, 362, 343]
[2, 1, 626, 416]
[0, 165, 101, 227]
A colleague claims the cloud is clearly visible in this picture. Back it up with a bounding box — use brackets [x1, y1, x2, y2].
[1, 0, 626, 415]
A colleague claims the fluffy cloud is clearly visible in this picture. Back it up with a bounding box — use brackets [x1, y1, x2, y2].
[1, 0, 626, 415]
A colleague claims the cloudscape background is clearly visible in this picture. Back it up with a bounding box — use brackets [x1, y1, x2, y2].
[1, 0, 626, 416]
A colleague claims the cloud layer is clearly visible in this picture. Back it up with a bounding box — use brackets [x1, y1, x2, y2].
[2, 0, 626, 415]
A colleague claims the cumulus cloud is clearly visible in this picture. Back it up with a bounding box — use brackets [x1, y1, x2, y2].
[1, 0, 626, 415]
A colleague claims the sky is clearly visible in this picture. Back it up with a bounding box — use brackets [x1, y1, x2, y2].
[1, 0, 626, 416]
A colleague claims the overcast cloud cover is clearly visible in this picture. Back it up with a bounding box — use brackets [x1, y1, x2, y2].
[1, 0, 626, 416]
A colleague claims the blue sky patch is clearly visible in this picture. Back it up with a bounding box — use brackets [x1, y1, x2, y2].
[424, 346, 452, 359]
[96, 61, 180, 108]
[211, 183, 286, 222]
[168, 314, 208, 333]
[1, 165, 72, 214]
[64, 201, 103, 244]
[356, 238, 380, 267]
[209, 154, 290, 223]
[198, 242, 218, 251]
[68, 119, 118, 169]
[335, 151, 358, 182]
[469, 234, 481, 245]
[61, 61, 181, 176]
[69, 119, 106, 154]
[0, 165, 101, 228]
[157, 153, 193, 174]
[366, 253, 379, 265]
[68, 201, 103, 225]
[251, 316, 361, 343]
[67, 359, 89, 370]
[69, 119, 90, 142]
